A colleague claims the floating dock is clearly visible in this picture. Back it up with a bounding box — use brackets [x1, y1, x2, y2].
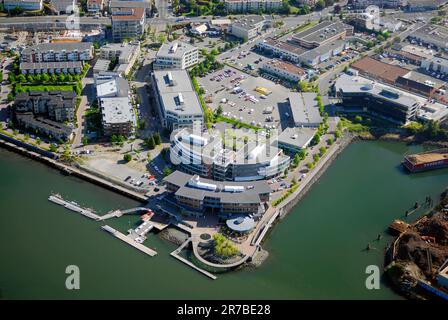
[101, 225, 157, 257]
[48, 194, 101, 221]
[170, 238, 217, 280]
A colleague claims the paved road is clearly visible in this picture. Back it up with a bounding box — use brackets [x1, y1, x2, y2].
[0, 15, 110, 26]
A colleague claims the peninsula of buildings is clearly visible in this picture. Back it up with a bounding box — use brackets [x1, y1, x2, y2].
[0, 0, 448, 294]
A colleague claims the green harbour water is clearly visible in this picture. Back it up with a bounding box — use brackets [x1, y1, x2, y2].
[1, 140, 447, 299]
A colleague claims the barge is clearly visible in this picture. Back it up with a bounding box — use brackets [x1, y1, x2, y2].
[403, 148, 448, 172]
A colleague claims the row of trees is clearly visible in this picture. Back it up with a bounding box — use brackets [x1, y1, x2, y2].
[145, 132, 162, 150]
[190, 49, 223, 78]
[404, 120, 448, 140]
[9, 72, 82, 84]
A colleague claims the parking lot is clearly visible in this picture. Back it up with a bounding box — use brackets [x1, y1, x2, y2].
[197, 65, 293, 131]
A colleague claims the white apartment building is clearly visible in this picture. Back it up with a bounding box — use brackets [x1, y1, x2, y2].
[111, 7, 146, 42]
[153, 41, 199, 70]
[231, 15, 269, 41]
[224, 0, 282, 13]
[20, 42, 94, 64]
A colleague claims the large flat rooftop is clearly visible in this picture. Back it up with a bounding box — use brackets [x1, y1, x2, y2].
[288, 92, 322, 126]
[335, 74, 448, 121]
[153, 69, 195, 94]
[351, 56, 410, 83]
[100, 97, 135, 124]
[164, 171, 271, 204]
[156, 41, 196, 59]
[292, 20, 352, 45]
[406, 150, 448, 165]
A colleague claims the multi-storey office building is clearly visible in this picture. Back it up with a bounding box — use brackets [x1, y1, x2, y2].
[151, 70, 203, 129]
[333, 73, 443, 124]
[170, 128, 291, 182]
[153, 41, 199, 70]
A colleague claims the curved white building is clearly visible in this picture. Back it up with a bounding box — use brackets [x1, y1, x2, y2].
[170, 128, 290, 181]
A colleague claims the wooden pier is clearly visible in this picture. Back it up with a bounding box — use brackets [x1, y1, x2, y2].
[170, 238, 217, 280]
[101, 225, 157, 257]
[48, 194, 102, 221]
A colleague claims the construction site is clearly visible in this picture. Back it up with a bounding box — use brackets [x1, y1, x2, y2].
[385, 188, 448, 300]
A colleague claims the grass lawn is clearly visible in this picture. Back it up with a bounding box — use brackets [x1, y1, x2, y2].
[215, 115, 261, 131]
[17, 84, 75, 93]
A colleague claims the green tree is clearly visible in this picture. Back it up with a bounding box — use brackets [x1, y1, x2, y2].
[82, 136, 88, 146]
[146, 135, 155, 149]
[315, 0, 325, 10]
[17, 74, 26, 83]
[334, 129, 342, 139]
[163, 166, 172, 177]
[123, 153, 132, 162]
[311, 133, 321, 145]
[153, 132, 161, 145]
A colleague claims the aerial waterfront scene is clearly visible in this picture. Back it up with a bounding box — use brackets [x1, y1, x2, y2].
[1, 0, 448, 305]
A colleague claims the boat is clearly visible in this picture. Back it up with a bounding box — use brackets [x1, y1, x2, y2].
[403, 148, 448, 173]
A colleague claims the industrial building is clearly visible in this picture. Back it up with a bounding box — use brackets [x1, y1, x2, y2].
[290, 20, 354, 49]
[408, 24, 448, 51]
[257, 20, 353, 67]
